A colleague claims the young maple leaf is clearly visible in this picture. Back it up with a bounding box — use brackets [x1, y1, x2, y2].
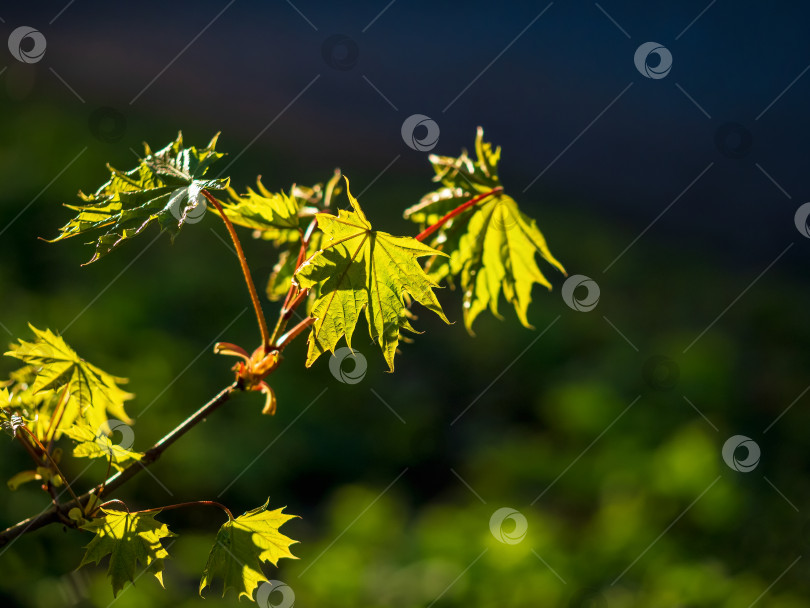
[80, 509, 175, 597]
[295, 177, 450, 371]
[199, 500, 298, 601]
[404, 127, 565, 333]
[61, 420, 143, 472]
[49, 132, 229, 264]
[4, 325, 133, 435]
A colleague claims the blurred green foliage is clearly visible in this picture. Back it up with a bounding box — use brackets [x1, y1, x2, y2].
[1, 97, 808, 608]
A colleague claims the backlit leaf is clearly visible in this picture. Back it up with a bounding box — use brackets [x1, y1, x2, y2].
[80, 509, 175, 597]
[49, 132, 229, 263]
[199, 500, 298, 600]
[404, 127, 565, 332]
[295, 177, 449, 371]
[5, 325, 134, 435]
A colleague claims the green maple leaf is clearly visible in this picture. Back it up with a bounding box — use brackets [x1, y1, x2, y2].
[404, 127, 565, 333]
[49, 132, 229, 263]
[80, 509, 175, 597]
[1, 366, 65, 441]
[218, 178, 304, 237]
[295, 177, 449, 371]
[4, 325, 134, 435]
[199, 500, 298, 600]
[61, 420, 143, 471]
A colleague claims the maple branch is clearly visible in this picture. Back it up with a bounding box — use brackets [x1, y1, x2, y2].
[120, 500, 235, 522]
[414, 187, 504, 242]
[201, 190, 270, 349]
[0, 382, 239, 548]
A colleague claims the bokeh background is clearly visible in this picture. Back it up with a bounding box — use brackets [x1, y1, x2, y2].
[1, 1, 809, 606]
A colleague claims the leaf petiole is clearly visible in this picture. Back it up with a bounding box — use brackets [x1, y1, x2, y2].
[414, 186, 504, 242]
[201, 190, 271, 350]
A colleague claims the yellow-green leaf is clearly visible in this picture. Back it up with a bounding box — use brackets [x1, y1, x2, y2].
[4, 325, 134, 436]
[61, 421, 143, 472]
[199, 500, 298, 600]
[405, 128, 565, 332]
[49, 132, 228, 263]
[295, 177, 449, 371]
[80, 509, 175, 597]
[218, 178, 303, 234]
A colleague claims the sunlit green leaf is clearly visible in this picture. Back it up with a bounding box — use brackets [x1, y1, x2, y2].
[5, 325, 134, 435]
[80, 509, 175, 597]
[404, 127, 565, 332]
[199, 500, 298, 600]
[295, 177, 449, 371]
[61, 421, 143, 471]
[49, 132, 229, 263]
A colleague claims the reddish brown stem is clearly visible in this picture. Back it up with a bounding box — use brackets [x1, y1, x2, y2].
[15, 433, 43, 467]
[415, 187, 504, 242]
[277, 317, 315, 351]
[19, 426, 81, 509]
[270, 218, 317, 346]
[202, 190, 270, 349]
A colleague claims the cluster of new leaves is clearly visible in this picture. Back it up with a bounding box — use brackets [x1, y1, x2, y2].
[404, 127, 566, 332]
[216, 170, 342, 302]
[78, 502, 297, 599]
[1, 326, 142, 489]
[48, 129, 564, 370]
[49, 133, 229, 263]
[1, 129, 565, 600]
